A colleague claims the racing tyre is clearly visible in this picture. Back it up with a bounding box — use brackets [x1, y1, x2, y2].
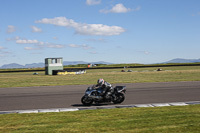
[81, 96, 93, 106]
[113, 93, 125, 104]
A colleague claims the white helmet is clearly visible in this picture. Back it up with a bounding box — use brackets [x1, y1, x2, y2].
[97, 78, 104, 85]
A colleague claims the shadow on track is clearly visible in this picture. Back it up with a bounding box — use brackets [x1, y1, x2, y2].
[71, 103, 114, 107]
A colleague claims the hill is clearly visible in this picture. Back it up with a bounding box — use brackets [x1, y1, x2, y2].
[164, 58, 200, 63]
[0, 61, 112, 69]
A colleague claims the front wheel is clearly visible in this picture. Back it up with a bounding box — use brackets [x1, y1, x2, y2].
[81, 96, 93, 106]
[113, 93, 125, 104]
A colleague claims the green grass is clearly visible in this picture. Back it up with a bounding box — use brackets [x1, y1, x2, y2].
[63, 62, 200, 68]
[0, 66, 200, 132]
[0, 66, 200, 88]
[0, 105, 200, 132]
[1, 62, 199, 72]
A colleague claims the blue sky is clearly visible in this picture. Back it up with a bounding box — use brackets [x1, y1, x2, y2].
[0, 0, 200, 66]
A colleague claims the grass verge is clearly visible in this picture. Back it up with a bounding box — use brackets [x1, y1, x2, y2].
[0, 105, 200, 132]
[0, 66, 200, 88]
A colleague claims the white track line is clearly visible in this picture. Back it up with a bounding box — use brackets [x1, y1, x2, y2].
[0, 101, 199, 114]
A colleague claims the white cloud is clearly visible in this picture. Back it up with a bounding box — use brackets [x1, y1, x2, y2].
[35, 17, 125, 36]
[75, 23, 125, 36]
[7, 25, 16, 33]
[16, 39, 39, 44]
[31, 26, 42, 33]
[86, 0, 101, 5]
[68, 44, 93, 50]
[24, 47, 40, 50]
[6, 36, 20, 41]
[36, 17, 77, 27]
[15, 38, 64, 49]
[68, 44, 80, 48]
[46, 43, 65, 48]
[133, 6, 141, 11]
[81, 44, 92, 50]
[100, 3, 131, 13]
[100, 4, 139, 14]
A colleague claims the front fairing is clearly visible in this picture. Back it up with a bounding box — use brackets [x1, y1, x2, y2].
[85, 87, 97, 96]
[85, 87, 92, 95]
[114, 86, 126, 93]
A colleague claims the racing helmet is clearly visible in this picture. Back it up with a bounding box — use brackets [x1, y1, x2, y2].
[97, 78, 104, 85]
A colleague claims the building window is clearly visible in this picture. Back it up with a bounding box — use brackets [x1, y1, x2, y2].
[51, 58, 61, 64]
[51, 59, 56, 64]
[57, 59, 61, 64]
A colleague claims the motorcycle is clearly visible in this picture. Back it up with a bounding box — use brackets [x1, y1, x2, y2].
[81, 85, 126, 106]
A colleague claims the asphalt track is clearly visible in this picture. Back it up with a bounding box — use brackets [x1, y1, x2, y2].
[0, 81, 200, 111]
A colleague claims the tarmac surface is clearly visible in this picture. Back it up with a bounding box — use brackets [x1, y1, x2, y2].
[0, 81, 200, 111]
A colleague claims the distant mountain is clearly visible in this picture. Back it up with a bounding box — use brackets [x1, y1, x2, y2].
[1, 58, 199, 69]
[91, 61, 112, 64]
[0, 61, 112, 69]
[24, 63, 44, 68]
[0, 63, 44, 69]
[164, 58, 200, 63]
[0, 63, 25, 69]
[63, 61, 112, 66]
[63, 61, 88, 66]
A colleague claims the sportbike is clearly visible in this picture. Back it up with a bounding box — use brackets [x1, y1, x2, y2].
[81, 85, 126, 106]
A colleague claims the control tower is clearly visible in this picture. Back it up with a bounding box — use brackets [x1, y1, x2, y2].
[45, 58, 63, 75]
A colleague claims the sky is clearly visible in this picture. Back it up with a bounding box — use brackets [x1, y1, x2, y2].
[0, 0, 200, 66]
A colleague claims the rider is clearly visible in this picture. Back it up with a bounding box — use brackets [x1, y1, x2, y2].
[95, 78, 112, 96]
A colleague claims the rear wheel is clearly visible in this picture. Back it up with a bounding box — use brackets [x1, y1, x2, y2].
[81, 96, 93, 106]
[113, 93, 125, 104]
